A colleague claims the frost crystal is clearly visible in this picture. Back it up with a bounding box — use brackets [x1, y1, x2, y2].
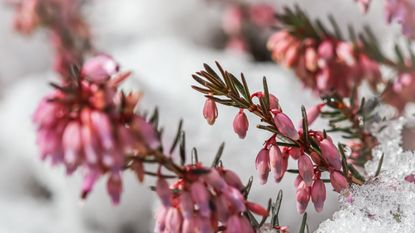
[316, 113, 415, 233]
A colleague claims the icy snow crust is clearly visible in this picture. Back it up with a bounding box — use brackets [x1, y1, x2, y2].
[316, 116, 415, 233]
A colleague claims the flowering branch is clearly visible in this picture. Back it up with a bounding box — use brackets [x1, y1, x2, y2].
[192, 62, 358, 214]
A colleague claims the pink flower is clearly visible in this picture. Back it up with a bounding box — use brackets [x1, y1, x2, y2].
[273, 111, 300, 140]
[385, 0, 415, 39]
[156, 178, 172, 207]
[154, 166, 264, 233]
[300, 104, 323, 127]
[298, 155, 314, 186]
[226, 36, 249, 53]
[223, 5, 243, 35]
[269, 145, 287, 182]
[226, 215, 254, 233]
[82, 54, 120, 83]
[296, 181, 311, 214]
[190, 181, 211, 217]
[249, 3, 276, 27]
[203, 98, 218, 125]
[330, 170, 349, 192]
[319, 138, 342, 170]
[311, 179, 326, 212]
[255, 148, 270, 184]
[233, 110, 249, 139]
[13, 0, 40, 35]
[107, 172, 123, 204]
[269, 94, 280, 110]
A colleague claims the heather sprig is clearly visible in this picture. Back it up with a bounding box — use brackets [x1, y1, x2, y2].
[192, 62, 361, 213]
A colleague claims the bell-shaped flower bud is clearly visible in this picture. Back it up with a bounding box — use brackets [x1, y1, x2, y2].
[300, 104, 323, 128]
[336, 42, 356, 66]
[203, 98, 218, 125]
[165, 207, 182, 233]
[246, 201, 269, 217]
[289, 147, 302, 160]
[223, 186, 246, 212]
[298, 155, 314, 186]
[81, 169, 100, 199]
[305, 47, 318, 72]
[107, 172, 123, 204]
[273, 112, 300, 140]
[205, 169, 227, 192]
[296, 182, 311, 214]
[82, 54, 119, 83]
[311, 179, 326, 212]
[320, 138, 342, 170]
[255, 148, 270, 184]
[268, 94, 280, 110]
[190, 181, 211, 217]
[223, 170, 244, 190]
[330, 170, 349, 192]
[62, 122, 82, 166]
[269, 145, 287, 182]
[318, 40, 335, 61]
[233, 110, 249, 139]
[156, 178, 172, 207]
[179, 192, 194, 219]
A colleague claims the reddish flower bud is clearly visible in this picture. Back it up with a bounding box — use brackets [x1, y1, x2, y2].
[62, 122, 82, 166]
[320, 138, 342, 170]
[233, 110, 249, 139]
[205, 169, 227, 192]
[284, 42, 300, 67]
[179, 192, 194, 219]
[156, 178, 172, 207]
[81, 169, 100, 199]
[107, 172, 123, 204]
[224, 186, 246, 212]
[255, 148, 270, 184]
[203, 98, 218, 125]
[165, 207, 182, 233]
[405, 174, 415, 183]
[223, 170, 244, 190]
[305, 47, 318, 71]
[298, 155, 314, 186]
[249, 3, 276, 27]
[190, 181, 211, 217]
[215, 194, 231, 222]
[336, 42, 356, 66]
[289, 147, 302, 160]
[330, 170, 349, 192]
[246, 201, 269, 217]
[269, 145, 287, 182]
[82, 54, 119, 83]
[300, 104, 323, 128]
[311, 179, 326, 212]
[318, 40, 334, 60]
[268, 94, 280, 110]
[273, 112, 299, 140]
[296, 182, 311, 214]
[226, 215, 254, 233]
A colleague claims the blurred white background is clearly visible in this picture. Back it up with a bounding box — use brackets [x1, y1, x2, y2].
[0, 0, 404, 232]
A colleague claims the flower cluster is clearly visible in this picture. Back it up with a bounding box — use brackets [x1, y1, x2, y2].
[33, 55, 158, 203]
[11, 0, 91, 78]
[155, 165, 268, 233]
[385, 0, 415, 39]
[193, 64, 352, 213]
[267, 31, 381, 97]
[383, 71, 415, 112]
[222, 2, 276, 54]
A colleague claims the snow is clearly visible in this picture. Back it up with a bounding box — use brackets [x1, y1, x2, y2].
[316, 113, 415, 233]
